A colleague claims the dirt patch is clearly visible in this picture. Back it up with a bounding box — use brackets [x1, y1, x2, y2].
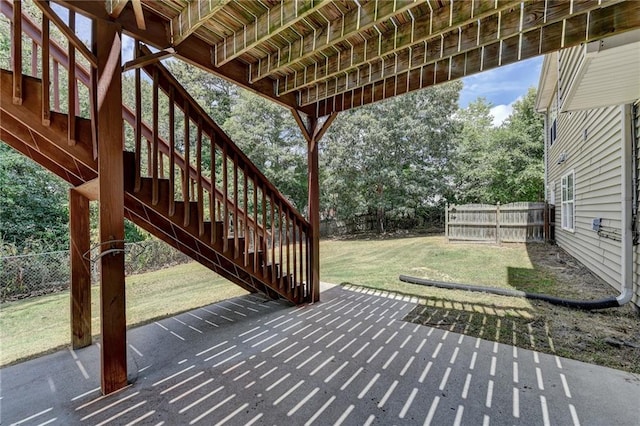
[404, 243, 640, 374]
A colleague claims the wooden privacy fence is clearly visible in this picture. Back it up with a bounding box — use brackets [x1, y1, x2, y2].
[446, 202, 553, 243]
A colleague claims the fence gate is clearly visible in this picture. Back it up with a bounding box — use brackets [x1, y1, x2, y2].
[446, 202, 553, 243]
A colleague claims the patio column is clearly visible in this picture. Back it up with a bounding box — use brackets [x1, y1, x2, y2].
[94, 19, 127, 394]
[292, 111, 337, 303]
[69, 188, 91, 349]
[307, 121, 320, 302]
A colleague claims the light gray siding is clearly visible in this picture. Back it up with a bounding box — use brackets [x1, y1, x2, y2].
[633, 102, 640, 306]
[547, 46, 625, 298]
[546, 46, 640, 308]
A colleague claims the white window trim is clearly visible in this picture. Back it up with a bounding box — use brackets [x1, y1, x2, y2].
[561, 170, 575, 232]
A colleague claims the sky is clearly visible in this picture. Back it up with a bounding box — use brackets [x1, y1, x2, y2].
[460, 57, 544, 126]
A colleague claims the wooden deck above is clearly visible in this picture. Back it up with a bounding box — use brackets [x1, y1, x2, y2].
[60, 0, 640, 117]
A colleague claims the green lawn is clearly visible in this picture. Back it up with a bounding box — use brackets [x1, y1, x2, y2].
[1, 235, 547, 365]
[320, 236, 549, 307]
[0, 263, 246, 365]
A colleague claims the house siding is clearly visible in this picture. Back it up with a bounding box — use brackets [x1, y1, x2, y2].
[633, 102, 640, 306]
[547, 47, 624, 298]
[545, 46, 640, 308]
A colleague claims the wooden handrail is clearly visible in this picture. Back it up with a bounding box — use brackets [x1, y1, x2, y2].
[138, 45, 310, 229]
[4, 0, 312, 301]
[1, 2, 268, 236]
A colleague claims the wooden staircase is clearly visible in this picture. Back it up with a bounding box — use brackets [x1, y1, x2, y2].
[0, 1, 312, 304]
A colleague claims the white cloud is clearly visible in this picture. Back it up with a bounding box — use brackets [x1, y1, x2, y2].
[489, 104, 513, 127]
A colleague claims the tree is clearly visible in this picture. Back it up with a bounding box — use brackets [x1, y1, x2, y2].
[0, 144, 70, 251]
[321, 81, 463, 231]
[451, 97, 497, 202]
[167, 60, 237, 126]
[452, 88, 544, 204]
[223, 91, 308, 211]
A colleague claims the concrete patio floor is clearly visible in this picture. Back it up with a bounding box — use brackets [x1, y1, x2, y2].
[1, 284, 639, 425]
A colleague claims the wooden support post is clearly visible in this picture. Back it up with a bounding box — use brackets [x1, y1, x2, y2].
[293, 110, 338, 303]
[307, 119, 321, 302]
[70, 189, 91, 349]
[94, 19, 127, 395]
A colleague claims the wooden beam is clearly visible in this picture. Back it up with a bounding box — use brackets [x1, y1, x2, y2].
[279, 0, 523, 97]
[308, 0, 640, 110]
[34, 0, 98, 68]
[75, 177, 100, 201]
[106, 0, 128, 18]
[253, 0, 420, 83]
[307, 115, 321, 303]
[122, 47, 175, 72]
[292, 111, 336, 303]
[70, 188, 92, 349]
[57, 0, 310, 114]
[291, 109, 312, 143]
[215, 0, 325, 67]
[130, 0, 145, 30]
[93, 18, 127, 395]
[170, 0, 232, 46]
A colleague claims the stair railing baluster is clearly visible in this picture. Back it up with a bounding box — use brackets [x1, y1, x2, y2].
[286, 212, 291, 292]
[52, 60, 59, 111]
[151, 67, 159, 205]
[253, 177, 259, 273]
[168, 86, 175, 216]
[67, 9, 76, 146]
[146, 139, 152, 177]
[278, 200, 284, 288]
[222, 144, 229, 253]
[196, 119, 204, 236]
[210, 140, 217, 244]
[243, 164, 249, 267]
[134, 41, 142, 191]
[182, 101, 190, 227]
[11, 0, 22, 105]
[41, 13, 50, 125]
[270, 196, 276, 284]
[300, 223, 305, 298]
[262, 188, 267, 278]
[233, 154, 239, 259]
[31, 40, 37, 76]
[292, 216, 297, 296]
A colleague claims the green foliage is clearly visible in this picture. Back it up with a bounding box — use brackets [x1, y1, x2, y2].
[166, 60, 236, 126]
[223, 91, 308, 211]
[452, 88, 544, 204]
[321, 82, 462, 230]
[0, 145, 70, 251]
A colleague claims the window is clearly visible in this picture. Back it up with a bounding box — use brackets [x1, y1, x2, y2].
[549, 96, 558, 146]
[561, 171, 575, 231]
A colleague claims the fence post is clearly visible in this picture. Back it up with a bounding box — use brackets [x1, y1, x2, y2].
[445, 202, 449, 242]
[496, 202, 501, 245]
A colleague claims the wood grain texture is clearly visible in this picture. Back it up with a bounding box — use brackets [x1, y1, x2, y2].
[70, 189, 92, 349]
[94, 19, 127, 395]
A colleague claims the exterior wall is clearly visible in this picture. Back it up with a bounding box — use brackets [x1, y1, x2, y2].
[545, 47, 640, 308]
[633, 102, 640, 307]
[547, 47, 623, 296]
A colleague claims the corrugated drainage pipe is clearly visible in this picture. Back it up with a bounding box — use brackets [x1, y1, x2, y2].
[400, 106, 637, 311]
[398, 275, 620, 310]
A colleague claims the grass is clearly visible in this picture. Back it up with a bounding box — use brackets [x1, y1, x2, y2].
[2, 235, 638, 373]
[322, 235, 639, 374]
[0, 263, 246, 366]
[320, 236, 550, 309]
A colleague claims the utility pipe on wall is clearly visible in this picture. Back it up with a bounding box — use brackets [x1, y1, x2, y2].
[400, 104, 637, 311]
[618, 103, 634, 307]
